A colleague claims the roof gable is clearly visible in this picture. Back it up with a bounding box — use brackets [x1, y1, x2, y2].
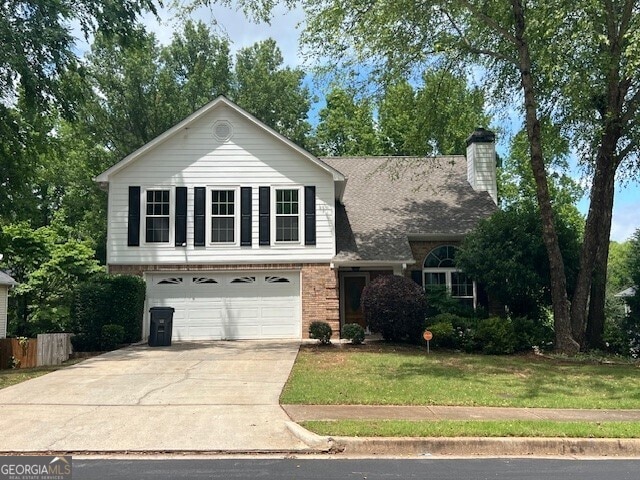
[95, 95, 344, 184]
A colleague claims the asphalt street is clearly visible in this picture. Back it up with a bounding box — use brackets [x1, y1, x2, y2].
[73, 458, 640, 480]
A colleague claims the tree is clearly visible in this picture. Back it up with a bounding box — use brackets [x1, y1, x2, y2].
[313, 86, 381, 156]
[0, 0, 158, 215]
[83, 29, 170, 160]
[213, 0, 640, 354]
[608, 241, 633, 293]
[379, 69, 491, 156]
[232, 39, 312, 147]
[456, 203, 582, 321]
[0, 218, 102, 335]
[628, 229, 640, 318]
[159, 20, 233, 121]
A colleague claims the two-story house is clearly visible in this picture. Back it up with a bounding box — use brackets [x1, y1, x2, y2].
[95, 96, 497, 341]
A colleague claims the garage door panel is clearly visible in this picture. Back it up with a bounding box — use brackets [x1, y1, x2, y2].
[261, 324, 298, 337]
[147, 271, 300, 340]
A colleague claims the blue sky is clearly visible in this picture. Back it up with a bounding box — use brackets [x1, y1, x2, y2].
[139, 3, 640, 242]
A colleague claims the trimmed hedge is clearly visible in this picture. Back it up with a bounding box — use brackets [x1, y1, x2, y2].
[342, 323, 365, 345]
[309, 321, 333, 345]
[362, 275, 428, 343]
[71, 274, 145, 351]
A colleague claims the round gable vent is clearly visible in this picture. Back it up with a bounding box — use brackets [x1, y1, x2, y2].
[213, 120, 233, 142]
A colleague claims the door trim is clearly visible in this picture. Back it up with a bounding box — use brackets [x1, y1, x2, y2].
[339, 272, 370, 333]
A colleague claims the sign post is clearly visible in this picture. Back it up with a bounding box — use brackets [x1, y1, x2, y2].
[423, 330, 433, 354]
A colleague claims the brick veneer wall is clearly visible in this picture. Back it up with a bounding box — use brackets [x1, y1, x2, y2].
[109, 262, 338, 340]
[301, 264, 339, 339]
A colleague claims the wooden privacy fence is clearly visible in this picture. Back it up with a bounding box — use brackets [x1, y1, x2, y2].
[0, 333, 73, 369]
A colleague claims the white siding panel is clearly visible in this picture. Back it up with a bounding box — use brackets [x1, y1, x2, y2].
[0, 286, 7, 338]
[107, 105, 335, 265]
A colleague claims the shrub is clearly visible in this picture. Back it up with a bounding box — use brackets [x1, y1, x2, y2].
[309, 321, 333, 345]
[100, 324, 126, 351]
[473, 316, 517, 355]
[511, 316, 554, 352]
[362, 275, 428, 343]
[70, 274, 146, 351]
[342, 323, 365, 345]
[106, 275, 146, 343]
[427, 321, 457, 348]
[425, 285, 480, 318]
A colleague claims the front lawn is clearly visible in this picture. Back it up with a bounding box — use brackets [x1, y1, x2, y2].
[281, 344, 640, 409]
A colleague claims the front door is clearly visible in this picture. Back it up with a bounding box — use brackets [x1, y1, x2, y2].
[341, 273, 370, 329]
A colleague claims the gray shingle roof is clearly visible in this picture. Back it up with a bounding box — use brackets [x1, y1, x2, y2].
[0, 271, 17, 286]
[322, 156, 497, 263]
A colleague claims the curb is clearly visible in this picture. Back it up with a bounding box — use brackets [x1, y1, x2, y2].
[285, 421, 342, 453]
[331, 436, 640, 457]
[286, 422, 640, 457]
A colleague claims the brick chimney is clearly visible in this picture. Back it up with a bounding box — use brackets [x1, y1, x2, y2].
[466, 128, 497, 204]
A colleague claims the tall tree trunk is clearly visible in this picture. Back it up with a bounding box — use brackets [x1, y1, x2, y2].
[568, 1, 629, 348]
[586, 237, 610, 350]
[585, 160, 616, 349]
[510, 0, 578, 354]
[570, 153, 618, 347]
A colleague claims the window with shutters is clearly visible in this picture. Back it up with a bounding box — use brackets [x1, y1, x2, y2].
[210, 188, 237, 244]
[145, 189, 171, 243]
[274, 187, 302, 243]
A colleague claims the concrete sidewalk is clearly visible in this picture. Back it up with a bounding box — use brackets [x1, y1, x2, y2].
[283, 404, 640, 422]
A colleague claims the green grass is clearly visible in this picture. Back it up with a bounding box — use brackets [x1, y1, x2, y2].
[302, 420, 640, 438]
[0, 360, 83, 390]
[281, 344, 640, 409]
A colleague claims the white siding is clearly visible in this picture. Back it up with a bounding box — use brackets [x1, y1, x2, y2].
[466, 142, 497, 205]
[107, 105, 336, 265]
[0, 286, 7, 338]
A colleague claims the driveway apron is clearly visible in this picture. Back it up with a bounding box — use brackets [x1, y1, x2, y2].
[0, 341, 308, 452]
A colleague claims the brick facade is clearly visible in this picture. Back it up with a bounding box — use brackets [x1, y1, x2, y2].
[301, 264, 339, 339]
[109, 262, 338, 340]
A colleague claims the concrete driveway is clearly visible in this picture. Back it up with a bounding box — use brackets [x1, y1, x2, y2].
[0, 341, 309, 452]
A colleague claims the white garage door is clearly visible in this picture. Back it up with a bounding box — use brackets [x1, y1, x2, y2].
[146, 271, 301, 340]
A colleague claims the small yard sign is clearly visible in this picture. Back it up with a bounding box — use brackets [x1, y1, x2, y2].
[423, 330, 433, 354]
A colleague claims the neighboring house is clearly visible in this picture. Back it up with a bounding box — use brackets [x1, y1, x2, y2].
[0, 271, 17, 339]
[95, 96, 497, 341]
[615, 286, 637, 316]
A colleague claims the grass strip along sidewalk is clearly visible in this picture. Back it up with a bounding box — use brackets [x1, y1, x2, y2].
[302, 420, 640, 438]
[282, 345, 640, 438]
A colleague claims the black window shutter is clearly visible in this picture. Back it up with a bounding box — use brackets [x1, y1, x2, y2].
[175, 187, 187, 246]
[194, 187, 206, 246]
[411, 270, 423, 287]
[127, 186, 141, 246]
[304, 186, 316, 245]
[258, 186, 270, 246]
[240, 187, 252, 246]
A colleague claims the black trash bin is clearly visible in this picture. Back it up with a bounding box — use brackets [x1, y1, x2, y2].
[149, 307, 175, 347]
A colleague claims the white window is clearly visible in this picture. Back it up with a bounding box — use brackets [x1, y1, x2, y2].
[423, 245, 476, 309]
[145, 189, 170, 243]
[274, 188, 301, 243]
[211, 188, 237, 244]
